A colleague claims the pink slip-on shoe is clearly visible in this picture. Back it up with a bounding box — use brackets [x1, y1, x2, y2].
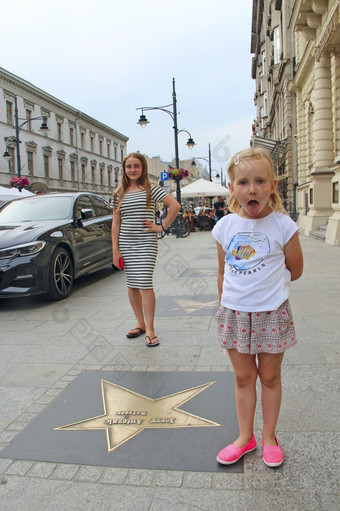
[261, 436, 284, 467]
[217, 435, 257, 465]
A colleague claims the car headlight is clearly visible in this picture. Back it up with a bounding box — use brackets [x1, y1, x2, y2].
[0, 241, 46, 259]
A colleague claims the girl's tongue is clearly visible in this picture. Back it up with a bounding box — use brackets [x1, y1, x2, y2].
[247, 200, 260, 216]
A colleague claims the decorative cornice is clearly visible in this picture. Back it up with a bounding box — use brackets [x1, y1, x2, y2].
[0, 67, 129, 142]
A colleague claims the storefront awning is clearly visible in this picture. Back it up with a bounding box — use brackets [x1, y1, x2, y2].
[251, 136, 286, 163]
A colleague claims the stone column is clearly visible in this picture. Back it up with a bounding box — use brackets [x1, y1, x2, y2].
[331, 52, 340, 161]
[313, 56, 333, 166]
[295, 90, 310, 231]
[326, 52, 340, 245]
[305, 56, 334, 234]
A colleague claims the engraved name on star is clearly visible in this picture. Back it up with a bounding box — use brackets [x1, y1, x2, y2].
[54, 380, 220, 452]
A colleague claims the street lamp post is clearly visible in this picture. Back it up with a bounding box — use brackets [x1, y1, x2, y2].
[191, 143, 222, 206]
[3, 95, 48, 177]
[136, 78, 195, 205]
[191, 143, 221, 182]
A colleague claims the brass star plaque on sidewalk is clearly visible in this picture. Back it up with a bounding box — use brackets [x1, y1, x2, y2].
[0, 371, 240, 472]
[54, 380, 220, 452]
[155, 294, 220, 317]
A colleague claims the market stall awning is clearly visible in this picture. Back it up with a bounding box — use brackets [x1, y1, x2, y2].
[172, 178, 230, 198]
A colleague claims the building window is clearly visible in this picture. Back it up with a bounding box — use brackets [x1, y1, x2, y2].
[309, 188, 313, 205]
[259, 77, 263, 94]
[333, 181, 339, 203]
[90, 135, 94, 152]
[107, 142, 111, 158]
[57, 122, 62, 141]
[121, 148, 124, 161]
[8, 147, 15, 173]
[27, 151, 34, 176]
[58, 158, 64, 180]
[43, 154, 49, 177]
[260, 107, 264, 128]
[263, 92, 268, 116]
[100, 166, 105, 185]
[81, 163, 86, 183]
[6, 101, 13, 124]
[262, 50, 266, 76]
[114, 167, 119, 187]
[81, 131, 85, 149]
[70, 127, 74, 146]
[273, 27, 281, 65]
[91, 164, 96, 184]
[99, 139, 103, 155]
[71, 160, 76, 182]
[114, 145, 117, 160]
[108, 169, 112, 187]
[26, 110, 32, 131]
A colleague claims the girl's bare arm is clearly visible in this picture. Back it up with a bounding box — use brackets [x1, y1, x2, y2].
[111, 209, 122, 268]
[284, 231, 303, 281]
[216, 241, 226, 303]
[143, 194, 181, 232]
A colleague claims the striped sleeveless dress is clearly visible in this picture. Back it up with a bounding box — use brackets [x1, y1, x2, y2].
[118, 185, 168, 289]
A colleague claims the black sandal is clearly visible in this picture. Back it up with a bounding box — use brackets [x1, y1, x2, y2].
[145, 335, 159, 347]
[126, 327, 145, 338]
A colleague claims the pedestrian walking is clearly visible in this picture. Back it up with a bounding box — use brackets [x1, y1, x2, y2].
[213, 196, 226, 222]
[212, 147, 303, 467]
[112, 152, 181, 347]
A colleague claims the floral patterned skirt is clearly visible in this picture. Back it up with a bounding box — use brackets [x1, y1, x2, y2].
[216, 299, 297, 355]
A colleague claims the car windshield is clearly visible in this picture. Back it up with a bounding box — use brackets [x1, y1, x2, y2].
[0, 196, 74, 222]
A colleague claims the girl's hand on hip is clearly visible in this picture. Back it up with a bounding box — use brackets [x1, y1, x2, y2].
[143, 219, 162, 232]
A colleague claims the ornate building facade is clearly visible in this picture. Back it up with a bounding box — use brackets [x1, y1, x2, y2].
[0, 67, 128, 201]
[289, 0, 340, 244]
[251, 0, 297, 218]
[251, 0, 340, 245]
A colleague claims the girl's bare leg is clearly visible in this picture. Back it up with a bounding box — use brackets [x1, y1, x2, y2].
[228, 349, 258, 447]
[127, 287, 146, 330]
[140, 289, 156, 339]
[258, 352, 284, 446]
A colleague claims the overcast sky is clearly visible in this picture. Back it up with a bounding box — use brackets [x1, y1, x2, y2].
[1, 0, 255, 178]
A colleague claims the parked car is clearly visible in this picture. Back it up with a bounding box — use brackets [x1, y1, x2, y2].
[0, 192, 113, 300]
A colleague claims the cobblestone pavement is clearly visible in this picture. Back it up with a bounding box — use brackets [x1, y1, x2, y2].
[0, 231, 339, 511]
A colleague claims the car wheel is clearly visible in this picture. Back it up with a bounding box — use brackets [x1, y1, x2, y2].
[47, 247, 74, 300]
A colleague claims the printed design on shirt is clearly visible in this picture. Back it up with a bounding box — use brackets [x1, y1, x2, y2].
[226, 232, 270, 271]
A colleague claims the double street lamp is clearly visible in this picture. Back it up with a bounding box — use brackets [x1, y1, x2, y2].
[136, 78, 195, 205]
[3, 95, 48, 177]
[191, 143, 220, 182]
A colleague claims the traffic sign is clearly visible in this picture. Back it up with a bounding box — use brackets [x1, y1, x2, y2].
[160, 172, 169, 181]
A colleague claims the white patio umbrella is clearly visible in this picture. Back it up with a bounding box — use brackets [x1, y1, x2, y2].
[172, 178, 230, 199]
[0, 185, 34, 206]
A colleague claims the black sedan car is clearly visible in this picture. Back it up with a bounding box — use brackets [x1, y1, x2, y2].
[0, 192, 113, 300]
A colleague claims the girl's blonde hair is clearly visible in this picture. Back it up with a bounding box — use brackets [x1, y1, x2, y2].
[113, 152, 152, 211]
[227, 147, 286, 213]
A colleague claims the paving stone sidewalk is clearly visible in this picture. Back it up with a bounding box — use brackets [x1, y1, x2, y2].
[0, 231, 339, 511]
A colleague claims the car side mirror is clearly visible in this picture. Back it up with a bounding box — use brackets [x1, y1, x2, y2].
[80, 208, 93, 220]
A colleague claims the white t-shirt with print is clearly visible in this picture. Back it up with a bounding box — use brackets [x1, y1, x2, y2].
[212, 211, 299, 312]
